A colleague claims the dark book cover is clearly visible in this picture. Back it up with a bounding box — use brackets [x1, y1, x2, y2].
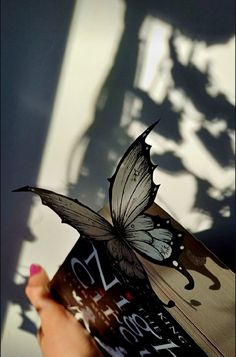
[50, 236, 206, 356]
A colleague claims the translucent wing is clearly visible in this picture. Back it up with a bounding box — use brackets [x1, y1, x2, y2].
[14, 122, 194, 292]
[109, 121, 159, 229]
[126, 215, 173, 261]
[106, 239, 147, 280]
[13, 186, 114, 240]
[125, 214, 194, 290]
[106, 238, 175, 307]
[108, 122, 194, 289]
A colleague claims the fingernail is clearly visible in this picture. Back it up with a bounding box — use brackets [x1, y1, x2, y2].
[30, 264, 42, 277]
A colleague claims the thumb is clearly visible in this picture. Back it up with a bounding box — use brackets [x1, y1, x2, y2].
[26, 264, 70, 329]
[25, 266, 104, 357]
[25, 264, 51, 310]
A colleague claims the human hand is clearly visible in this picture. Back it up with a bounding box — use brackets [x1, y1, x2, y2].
[25, 264, 103, 357]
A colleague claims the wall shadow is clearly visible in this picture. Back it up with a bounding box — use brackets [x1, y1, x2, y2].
[1, 0, 75, 335]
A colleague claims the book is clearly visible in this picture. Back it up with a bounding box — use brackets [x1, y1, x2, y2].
[15, 122, 235, 356]
[49, 203, 235, 356]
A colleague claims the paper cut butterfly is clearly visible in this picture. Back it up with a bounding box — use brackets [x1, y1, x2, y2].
[14, 121, 194, 307]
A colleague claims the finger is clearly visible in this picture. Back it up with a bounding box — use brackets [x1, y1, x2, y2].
[25, 264, 71, 328]
[25, 265, 103, 356]
[25, 264, 51, 311]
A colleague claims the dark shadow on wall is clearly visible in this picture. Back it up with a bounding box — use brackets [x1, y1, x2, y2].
[68, 0, 235, 272]
[1, 0, 75, 334]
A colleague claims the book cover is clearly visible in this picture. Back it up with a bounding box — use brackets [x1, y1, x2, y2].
[49, 229, 207, 356]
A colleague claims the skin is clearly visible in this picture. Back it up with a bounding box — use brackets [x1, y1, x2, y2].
[25, 265, 103, 357]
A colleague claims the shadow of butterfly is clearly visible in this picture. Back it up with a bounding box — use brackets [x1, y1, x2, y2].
[14, 121, 194, 307]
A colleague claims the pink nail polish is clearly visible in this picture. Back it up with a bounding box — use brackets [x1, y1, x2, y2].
[30, 264, 41, 277]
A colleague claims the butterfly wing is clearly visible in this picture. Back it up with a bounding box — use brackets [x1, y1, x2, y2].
[106, 237, 175, 307]
[106, 238, 147, 280]
[108, 122, 194, 289]
[109, 121, 160, 229]
[125, 214, 194, 289]
[13, 186, 114, 240]
[125, 214, 173, 262]
[14, 121, 193, 291]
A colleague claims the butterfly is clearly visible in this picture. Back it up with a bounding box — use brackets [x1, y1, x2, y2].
[14, 121, 194, 305]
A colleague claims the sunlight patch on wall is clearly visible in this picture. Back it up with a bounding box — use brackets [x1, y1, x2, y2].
[35, 0, 125, 191]
[191, 37, 235, 105]
[174, 32, 235, 105]
[135, 16, 173, 103]
[127, 15, 235, 234]
[16, 0, 125, 284]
